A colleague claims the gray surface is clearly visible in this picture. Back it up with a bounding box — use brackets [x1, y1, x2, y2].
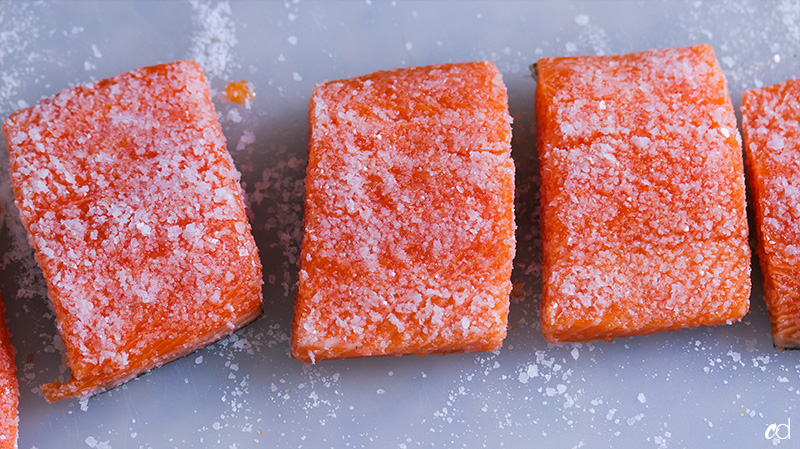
[0, 1, 798, 448]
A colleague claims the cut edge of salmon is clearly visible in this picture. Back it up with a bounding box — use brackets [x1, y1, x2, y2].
[41, 305, 261, 402]
[291, 323, 508, 364]
[742, 81, 800, 351]
[771, 326, 800, 351]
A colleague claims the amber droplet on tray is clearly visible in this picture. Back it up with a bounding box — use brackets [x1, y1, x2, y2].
[224, 80, 254, 104]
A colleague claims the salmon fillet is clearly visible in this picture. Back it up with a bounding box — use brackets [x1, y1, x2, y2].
[536, 45, 751, 343]
[742, 78, 800, 349]
[0, 296, 18, 448]
[2, 61, 263, 401]
[292, 61, 516, 362]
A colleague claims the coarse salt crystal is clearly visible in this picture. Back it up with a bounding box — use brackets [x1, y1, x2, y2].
[135, 222, 152, 236]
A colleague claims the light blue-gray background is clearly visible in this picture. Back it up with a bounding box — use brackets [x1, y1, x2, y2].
[0, 1, 797, 448]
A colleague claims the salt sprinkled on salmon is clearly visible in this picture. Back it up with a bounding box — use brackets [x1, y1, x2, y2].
[742, 78, 800, 350]
[536, 45, 750, 343]
[2, 61, 263, 401]
[292, 61, 516, 362]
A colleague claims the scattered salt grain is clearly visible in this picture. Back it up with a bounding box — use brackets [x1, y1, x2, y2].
[84, 437, 110, 448]
[637, 393, 646, 404]
[226, 108, 243, 123]
[236, 130, 256, 151]
[575, 14, 589, 26]
[721, 56, 735, 68]
[189, 0, 237, 79]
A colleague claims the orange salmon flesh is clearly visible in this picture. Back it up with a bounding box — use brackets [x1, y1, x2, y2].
[0, 296, 18, 448]
[292, 61, 516, 363]
[2, 61, 263, 401]
[742, 78, 800, 350]
[536, 45, 751, 343]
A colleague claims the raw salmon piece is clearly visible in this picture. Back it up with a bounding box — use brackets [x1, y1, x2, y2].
[742, 79, 800, 349]
[292, 61, 515, 363]
[2, 61, 263, 401]
[536, 45, 750, 343]
[0, 296, 18, 449]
